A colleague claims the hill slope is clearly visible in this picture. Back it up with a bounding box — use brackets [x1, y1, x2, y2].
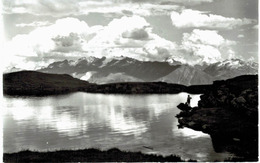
[3, 71, 91, 96]
[157, 65, 213, 85]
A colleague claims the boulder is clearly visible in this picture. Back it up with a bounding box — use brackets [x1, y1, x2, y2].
[188, 121, 196, 127]
[177, 103, 192, 111]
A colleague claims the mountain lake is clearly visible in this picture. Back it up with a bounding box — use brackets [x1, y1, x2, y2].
[3, 92, 233, 161]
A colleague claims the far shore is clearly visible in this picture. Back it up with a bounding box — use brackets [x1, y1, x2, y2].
[3, 70, 211, 96]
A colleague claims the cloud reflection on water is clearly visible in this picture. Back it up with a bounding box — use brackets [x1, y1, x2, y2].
[4, 93, 201, 139]
[3, 92, 231, 161]
[4, 92, 201, 140]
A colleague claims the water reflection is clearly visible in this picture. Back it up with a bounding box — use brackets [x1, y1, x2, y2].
[3, 93, 232, 161]
[176, 128, 209, 139]
[9, 107, 35, 121]
[109, 106, 148, 136]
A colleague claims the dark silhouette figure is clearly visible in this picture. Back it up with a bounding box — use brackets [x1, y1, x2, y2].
[186, 95, 192, 106]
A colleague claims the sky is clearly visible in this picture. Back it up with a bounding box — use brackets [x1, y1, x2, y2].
[1, 0, 258, 70]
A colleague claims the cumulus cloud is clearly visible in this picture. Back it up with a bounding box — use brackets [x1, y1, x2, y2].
[3, 17, 102, 69]
[5, 16, 179, 69]
[182, 29, 236, 47]
[141, 35, 178, 61]
[86, 15, 180, 62]
[4, 15, 240, 70]
[171, 9, 255, 29]
[179, 29, 236, 64]
[52, 33, 84, 52]
[11, 18, 102, 55]
[122, 28, 149, 40]
[9, 17, 94, 55]
[86, 16, 151, 48]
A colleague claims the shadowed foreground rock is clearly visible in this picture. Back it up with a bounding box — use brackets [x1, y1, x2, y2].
[176, 75, 258, 161]
[3, 148, 195, 162]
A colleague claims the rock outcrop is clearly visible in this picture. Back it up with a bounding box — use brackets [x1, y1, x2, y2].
[176, 75, 258, 161]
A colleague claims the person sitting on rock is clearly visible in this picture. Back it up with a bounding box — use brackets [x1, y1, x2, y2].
[186, 95, 192, 106]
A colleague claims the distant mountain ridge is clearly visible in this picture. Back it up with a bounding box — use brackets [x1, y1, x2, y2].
[204, 59, 258, 80]
[157, 65, 214, 85]
[38, 56, 181, 83]
[37, 57, 258, 85]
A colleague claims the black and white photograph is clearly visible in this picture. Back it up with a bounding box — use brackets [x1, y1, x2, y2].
[2, 0, 258, 162]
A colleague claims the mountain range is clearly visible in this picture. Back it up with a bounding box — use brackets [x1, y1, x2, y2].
[34, 57, 258, 85]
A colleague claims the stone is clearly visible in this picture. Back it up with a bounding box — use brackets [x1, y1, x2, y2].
[188, 121, 196, 127]
[177, 103, 192, 111]
[202, 124, 208, 129]
[233, 138, 240, 142]
[236, 96, 246, 103]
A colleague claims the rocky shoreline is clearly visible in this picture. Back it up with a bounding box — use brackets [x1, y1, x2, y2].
[176, 75, 258, 161]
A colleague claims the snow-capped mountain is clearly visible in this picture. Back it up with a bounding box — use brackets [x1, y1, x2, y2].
[39, 56, 180, 82]
[204, 59, 258, 80]
[38, 57, 258, 85]
[157, 65, 214, 85]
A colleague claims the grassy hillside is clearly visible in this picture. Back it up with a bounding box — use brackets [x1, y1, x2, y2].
[3, 71, 91, 96]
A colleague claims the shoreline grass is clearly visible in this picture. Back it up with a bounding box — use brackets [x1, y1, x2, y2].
[3, 148, 197, 162]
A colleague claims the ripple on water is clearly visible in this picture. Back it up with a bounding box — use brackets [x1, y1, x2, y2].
[3, 92, 234, 161]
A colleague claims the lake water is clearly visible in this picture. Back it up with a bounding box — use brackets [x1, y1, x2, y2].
[3, 92, 232, 161]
